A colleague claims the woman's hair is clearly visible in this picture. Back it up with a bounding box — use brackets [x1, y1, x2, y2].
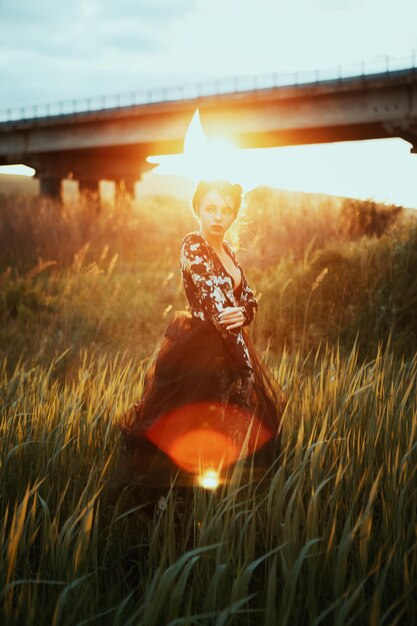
[192, 180, 243, 217]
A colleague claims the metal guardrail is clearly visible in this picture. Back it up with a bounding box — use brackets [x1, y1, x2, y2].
[1, 51, 416, 124]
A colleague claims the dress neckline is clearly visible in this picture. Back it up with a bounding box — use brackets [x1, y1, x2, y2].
[195, 231, 242, 293]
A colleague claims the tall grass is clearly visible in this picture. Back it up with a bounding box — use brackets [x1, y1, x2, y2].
[0, 188, 416, 623]
[0, 187, 408, 273]
[0, 337, 416, 625]
[0, 188, 415, 377]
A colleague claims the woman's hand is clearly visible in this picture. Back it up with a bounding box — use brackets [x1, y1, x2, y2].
[218, 306, 245, 331]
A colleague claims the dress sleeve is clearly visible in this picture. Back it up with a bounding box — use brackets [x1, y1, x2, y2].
[180, 236, 227, 333]
[180, 235, 253, 374]
[223, 241, 259, 327]
[238, 279, 259, 327]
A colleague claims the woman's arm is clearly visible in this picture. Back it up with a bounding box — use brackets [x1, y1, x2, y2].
[180, 235, 228, 333]
[180, 234, 253, 373]
[238, 281, 259, 326]
[223, 240, 259, 327]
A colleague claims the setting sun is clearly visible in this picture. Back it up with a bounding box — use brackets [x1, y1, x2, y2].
[0, 164, 35, 176]
[198, 469, 220, 490]
[143, 107, 417, 207]
[147, 108, 239, 184]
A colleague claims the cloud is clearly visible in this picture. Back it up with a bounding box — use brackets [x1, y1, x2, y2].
[0, 0, 196, 25]
[1, 0, 416, 110]
[0, 0, 201, 64]
[0, 0, 199, 106]
[0, 0, 196, 58]
[97, 0, 197, 22]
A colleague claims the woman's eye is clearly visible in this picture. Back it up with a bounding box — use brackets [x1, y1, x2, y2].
[204, 206, 232, 215]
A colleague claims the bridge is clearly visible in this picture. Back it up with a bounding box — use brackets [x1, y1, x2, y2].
[0, 55, 416, 199]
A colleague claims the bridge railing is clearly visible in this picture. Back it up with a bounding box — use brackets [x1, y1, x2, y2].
[1, 51, 416, 124]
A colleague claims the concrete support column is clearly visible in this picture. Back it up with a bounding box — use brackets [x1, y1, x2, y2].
[115, 179, 137, 200]
[40, 177, 62, 200]
[124, 179, 137, 197]
[79, 178, 100, 194]
[78, 178, 101, 214]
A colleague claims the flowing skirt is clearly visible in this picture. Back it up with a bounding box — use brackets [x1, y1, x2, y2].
[117, 310, 287, 490]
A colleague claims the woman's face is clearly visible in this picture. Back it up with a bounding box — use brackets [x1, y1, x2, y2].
[197, 191, 236, 237]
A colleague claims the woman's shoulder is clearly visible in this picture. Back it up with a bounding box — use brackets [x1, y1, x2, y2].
[223, 239, 236, 254]
[180, 232, 238, 261]
[223, 239, 240, 262]
[180, 231, 207, 250]
[179, 232, 209, 270]
[181, 231, 235, 248]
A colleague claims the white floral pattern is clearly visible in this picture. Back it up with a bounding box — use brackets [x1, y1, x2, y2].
[179, 231, 259, 375]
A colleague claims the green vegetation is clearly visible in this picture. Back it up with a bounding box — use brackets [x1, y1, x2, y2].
[0, 187, 415, 373]
[0, 188, 416, 624]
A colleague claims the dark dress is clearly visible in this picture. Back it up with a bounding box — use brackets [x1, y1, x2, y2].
[118, 230, 287, 489]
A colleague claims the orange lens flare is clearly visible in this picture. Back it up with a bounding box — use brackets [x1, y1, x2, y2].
[169, 428, 238, 472]
[198, 469, 220, 489]
[145, 401, 272, 475]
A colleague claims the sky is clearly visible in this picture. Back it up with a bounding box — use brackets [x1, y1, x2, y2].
[1, 0, 417, 207]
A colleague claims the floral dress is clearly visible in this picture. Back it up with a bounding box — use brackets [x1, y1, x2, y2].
[118, 230, 287, 488]
[179, 231, 258, 411]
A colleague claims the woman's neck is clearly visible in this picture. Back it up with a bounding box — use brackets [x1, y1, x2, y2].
[198, 229, 224, 255]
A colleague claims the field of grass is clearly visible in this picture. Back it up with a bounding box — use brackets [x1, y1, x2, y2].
[0, 188, 416, 624]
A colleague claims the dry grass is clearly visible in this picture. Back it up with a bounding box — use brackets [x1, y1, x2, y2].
[0, 188, 416, 624]
[0, 337, 416, 624]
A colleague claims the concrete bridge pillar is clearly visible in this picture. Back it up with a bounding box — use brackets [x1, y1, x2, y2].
[124, 179, 136, 197]
[40, 176, 62, 200]
[115, 179, 137, 200]
[79, 178, 100, 195]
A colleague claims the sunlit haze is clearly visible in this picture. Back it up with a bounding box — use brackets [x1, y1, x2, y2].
[147, 109, 416, 207]
[1, 0, 416, 207]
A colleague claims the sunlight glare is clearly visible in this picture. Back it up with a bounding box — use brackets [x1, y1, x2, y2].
[198, 469, 220, 490]
[147, 108, 238, 183]
[0, 164, 35, 176]
[142, 114, 417, 207]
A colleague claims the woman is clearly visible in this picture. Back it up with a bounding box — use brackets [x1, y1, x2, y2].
[118, 180, 287, 491]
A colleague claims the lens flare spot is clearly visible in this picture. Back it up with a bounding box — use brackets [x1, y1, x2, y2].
[144, 401, 273, 475]
[198, 469, 220, 489]
[169, 428, 238, 472]
[146, 108, 237, 183]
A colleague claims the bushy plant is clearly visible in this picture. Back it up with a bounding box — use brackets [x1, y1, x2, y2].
[339, 197, 403, 239]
